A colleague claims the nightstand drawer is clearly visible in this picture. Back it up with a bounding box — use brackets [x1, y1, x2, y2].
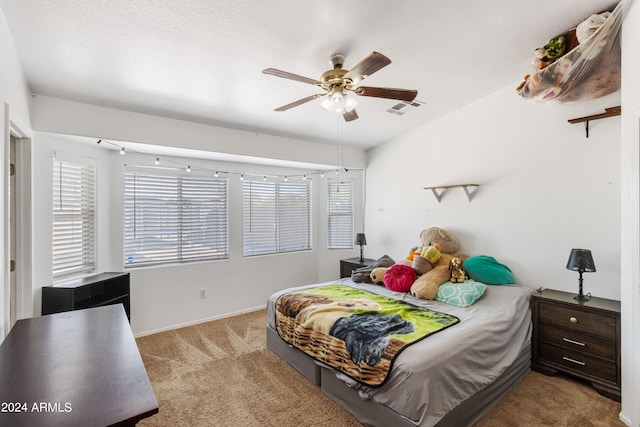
[538, 343, 617, 383]
[539, 327, 616, 360]
[538, 302, 616, 341]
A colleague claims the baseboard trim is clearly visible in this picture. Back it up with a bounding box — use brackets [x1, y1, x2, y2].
[618, 412, 631, 426]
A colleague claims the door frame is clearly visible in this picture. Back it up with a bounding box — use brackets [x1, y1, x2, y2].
[3, 103, 32, 336]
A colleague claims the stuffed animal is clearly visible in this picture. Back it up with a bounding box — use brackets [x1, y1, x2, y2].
[370, 267, 389, 284]
[407, 250, 421, 261]
[449, 257, 467, 283]
[576, 11, 611, 44]
[516, 73, 531, 92]
[410, 227, 468, 300]
[534, 35, 567, 69]
[411, 255, 433, 275]
[421, 243, 441, 264]
[419, 227, 459, 253]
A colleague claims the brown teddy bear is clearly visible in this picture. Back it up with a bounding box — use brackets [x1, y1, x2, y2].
[410, 227, 468, 300]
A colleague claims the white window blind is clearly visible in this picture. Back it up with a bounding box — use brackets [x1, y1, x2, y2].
[243, 179, 311, 256]
[327, 181, 353, 249]
[52, 159, 96, 277]
[124, 171, 228, 267]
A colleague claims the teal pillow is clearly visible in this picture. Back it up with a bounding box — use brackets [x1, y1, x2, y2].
[436, 281, 487, 307]
[463, 255, 515, 285]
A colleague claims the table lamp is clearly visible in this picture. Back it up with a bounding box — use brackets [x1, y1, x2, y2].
[354, 233, 367, 263]
[566, 248, 596, 301]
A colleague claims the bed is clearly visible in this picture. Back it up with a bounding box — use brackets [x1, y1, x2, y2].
[266, 278, 533, 427]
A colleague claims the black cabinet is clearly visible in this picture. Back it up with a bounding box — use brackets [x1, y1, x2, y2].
[42, 272, 130, 321]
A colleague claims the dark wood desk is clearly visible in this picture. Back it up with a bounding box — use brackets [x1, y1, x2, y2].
[0, 304, 158, 426]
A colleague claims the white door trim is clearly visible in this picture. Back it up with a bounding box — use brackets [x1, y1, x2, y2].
[9, 110, 33, 322]
[3, 103, 33, 337]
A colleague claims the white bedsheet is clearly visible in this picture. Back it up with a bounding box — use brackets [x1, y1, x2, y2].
[267, 279, 533, 426]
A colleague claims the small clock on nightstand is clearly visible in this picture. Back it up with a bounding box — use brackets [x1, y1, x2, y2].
[531, 288, 621, 401]
[340, 257, 376, 279]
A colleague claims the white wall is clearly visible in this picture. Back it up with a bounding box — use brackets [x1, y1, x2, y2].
[620, 0, 640, 424]
[31, 95, 366, 171]
[30, 131, 365, 336]
[0, 8, 32, 339]
[366, 88, 621, 300]
[0, 10, 30, 124]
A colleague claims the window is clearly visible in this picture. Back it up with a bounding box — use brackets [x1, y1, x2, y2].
[327, 180, 353, 249]
[124, 170, 228, 267]
[52, 159, 96, 277]
[243, 179, 311, 256]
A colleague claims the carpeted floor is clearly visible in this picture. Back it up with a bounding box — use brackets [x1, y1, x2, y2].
[475, 372, 623, 427]
[136, 309, 623, 427]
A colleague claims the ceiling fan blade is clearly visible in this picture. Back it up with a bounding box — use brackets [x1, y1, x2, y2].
[354, 86, 418, 102]
[262, 68, 321, 86]
[274, 94, 325, 112]
[343, 110, 359, 122]
[343, 52, 392, 84]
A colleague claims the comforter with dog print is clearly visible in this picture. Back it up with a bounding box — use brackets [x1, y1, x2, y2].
[275, 284, 459, 387]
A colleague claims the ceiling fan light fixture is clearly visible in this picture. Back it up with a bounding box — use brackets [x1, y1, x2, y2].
[321, 89, 357, 114]
[343, 92, 357, 113]
[265, 51, 414, 121]
[331, 90, 345, 113]
[320, 96, 331, 111]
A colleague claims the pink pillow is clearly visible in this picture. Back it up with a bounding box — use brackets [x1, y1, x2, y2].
[383, 264, 417, 292]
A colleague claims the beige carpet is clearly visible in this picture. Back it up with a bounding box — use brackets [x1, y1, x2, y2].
[136, 309, 623, 427]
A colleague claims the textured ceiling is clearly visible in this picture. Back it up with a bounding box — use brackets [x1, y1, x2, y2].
[0, 0, 618, 149]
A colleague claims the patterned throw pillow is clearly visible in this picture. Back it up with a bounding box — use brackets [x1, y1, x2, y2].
[436, 280, 487, 307]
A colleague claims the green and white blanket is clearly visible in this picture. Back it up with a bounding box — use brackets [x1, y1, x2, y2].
[275, 284, 459, 387]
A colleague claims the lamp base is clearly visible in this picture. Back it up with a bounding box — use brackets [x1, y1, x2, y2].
[574, 273, 591, 301]
[574, 293, 591, 301]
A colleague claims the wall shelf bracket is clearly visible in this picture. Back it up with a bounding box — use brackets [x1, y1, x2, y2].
[584, 120, 590, 138]
[568, 105, 621, 138]
[424, 184, 479, 203]
[429, 187, 444, 203]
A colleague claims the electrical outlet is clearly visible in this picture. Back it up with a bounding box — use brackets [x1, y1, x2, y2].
[199, 288, 206, 299]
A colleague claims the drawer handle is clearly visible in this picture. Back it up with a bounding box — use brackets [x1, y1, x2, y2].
[569, 317, 578, 323]
[562, 338, 586, 346]
[563, 356, 586, 366]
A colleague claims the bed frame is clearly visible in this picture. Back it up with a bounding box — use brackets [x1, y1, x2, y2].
[267, 325, 530, 426]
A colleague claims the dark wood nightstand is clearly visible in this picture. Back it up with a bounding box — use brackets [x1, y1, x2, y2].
[531, 289, 621, 401]
[340, 257, 376, 278]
